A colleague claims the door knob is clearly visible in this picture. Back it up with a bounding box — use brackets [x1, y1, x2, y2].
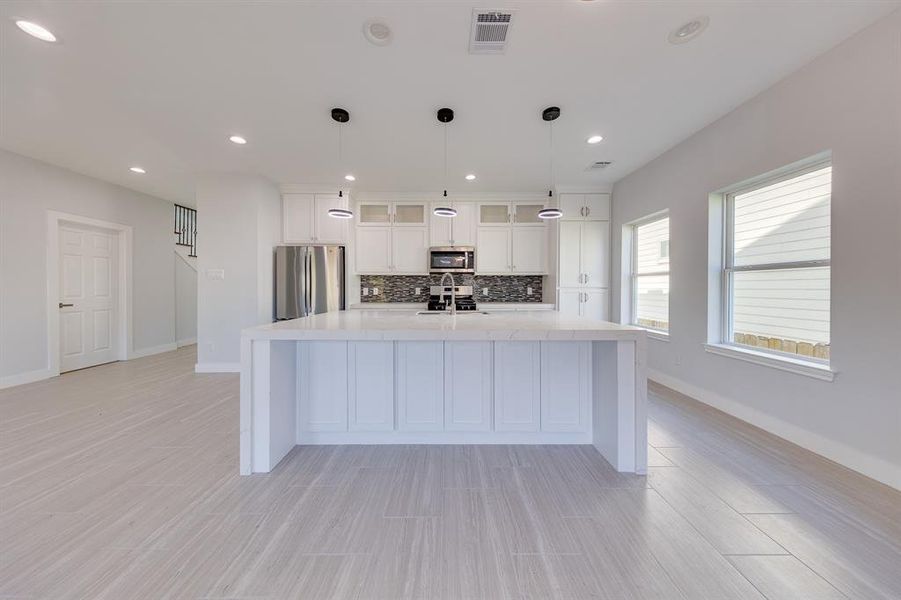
[59, 302, 74, 308]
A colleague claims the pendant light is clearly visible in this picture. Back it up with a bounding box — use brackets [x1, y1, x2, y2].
[328, 108, 354, 219]
[538, 106, 563, 219]
[433, 107, 457, 218]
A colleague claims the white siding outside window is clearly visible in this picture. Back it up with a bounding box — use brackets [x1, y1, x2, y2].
[632, 216, 669, 332]
[725, 163, 831, 361]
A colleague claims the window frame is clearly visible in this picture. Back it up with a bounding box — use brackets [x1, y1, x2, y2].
[721, 159, 832, 364]
[629, 212, 670, 334]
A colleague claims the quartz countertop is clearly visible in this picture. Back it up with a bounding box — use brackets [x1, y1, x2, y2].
[244, 310, 645, 342]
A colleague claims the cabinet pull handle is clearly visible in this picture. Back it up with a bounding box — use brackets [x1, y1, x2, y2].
[585, 273, 590, 283]
[586, 206, 591, 217]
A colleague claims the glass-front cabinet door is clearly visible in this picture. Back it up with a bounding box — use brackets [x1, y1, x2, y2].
[358, 202, 391, 226]
[512, 203, 544, 225]
[392, 202, 426, 226]
[479, 203, 510, 226]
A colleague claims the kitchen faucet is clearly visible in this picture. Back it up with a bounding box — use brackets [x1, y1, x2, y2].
[439, 272, 456, 315]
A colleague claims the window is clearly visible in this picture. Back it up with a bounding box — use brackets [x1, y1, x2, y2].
[631, 214, 670, 332]
[723, 161, 831, 362]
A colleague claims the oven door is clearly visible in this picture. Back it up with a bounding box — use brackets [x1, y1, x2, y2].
[429, 248, 474, 273]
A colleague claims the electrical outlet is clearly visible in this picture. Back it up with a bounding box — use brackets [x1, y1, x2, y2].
[362, 287, 369, 296]
[527, 287, 533, 296]
[373, 287, 379, 296]
[415, 287, 421, 295]
[482, 288, 489, 296]
[675, 354, 682, 366]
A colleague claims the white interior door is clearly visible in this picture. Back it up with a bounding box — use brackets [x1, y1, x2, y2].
[59, 224, 119, 372]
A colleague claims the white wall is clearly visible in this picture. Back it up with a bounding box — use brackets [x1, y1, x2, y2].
[0, 149, 176, 385]
[195, 175, 280, 370]
[611, 13, 901, 488]
[175, 252, 197, 346]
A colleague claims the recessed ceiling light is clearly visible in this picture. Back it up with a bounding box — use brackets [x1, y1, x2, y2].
[465, 174, 476, 181]
[363, 18, 392, 46]
[586, 135, 603, 144]
[15, 20, 56, 42]
[344, 174, 356, 181]
[229, 135, 247, 145]
[129, 166, 146, 174]
[668, 16, 709, 45]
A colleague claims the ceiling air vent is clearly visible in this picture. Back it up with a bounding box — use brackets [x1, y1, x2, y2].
[588, 161, 614, 170]
[469, 10, 514, 54]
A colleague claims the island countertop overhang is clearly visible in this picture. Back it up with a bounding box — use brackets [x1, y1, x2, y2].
[242, 310, 647, 342]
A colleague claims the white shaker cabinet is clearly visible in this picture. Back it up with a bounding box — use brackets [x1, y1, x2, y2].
[444, 342, 492, 432]
[283, 193, 348, 243]
[476, 227, 512, 274]
[396, 341, 444, 431]
[559, 193, 611, 221]
[355, 227, 392, 274]
[557, 217, 610, 320]
[511, 227, 547, 274]
[494, 341, 541, 432]
[431, 202, 476, 247]
[299, 341, 348, 432]
[348, 342, 394, 431]
[540, 341, 590, 432]
[392, 227, 429, 274]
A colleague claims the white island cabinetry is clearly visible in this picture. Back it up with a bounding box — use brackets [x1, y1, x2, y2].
[240, 311, 647, 476]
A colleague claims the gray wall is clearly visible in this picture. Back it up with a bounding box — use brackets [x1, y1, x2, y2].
[610, 13, 901, 488]
[175, 252, 198, 346]
[195, 175, 281, 369]
[0, 149, 176, 383]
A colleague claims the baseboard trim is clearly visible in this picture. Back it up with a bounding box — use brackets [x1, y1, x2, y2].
[129, 343, 177, 359]
[195, 362, 241, 373]
[0, 368, 55, 390]
[648, 368, 901, 492]
[177, 338, 197, 348]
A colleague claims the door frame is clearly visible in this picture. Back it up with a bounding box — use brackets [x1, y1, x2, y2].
[46, 211, 133, 376]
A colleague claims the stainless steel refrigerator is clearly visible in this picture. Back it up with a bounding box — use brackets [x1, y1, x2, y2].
[274, 245, 345, 320]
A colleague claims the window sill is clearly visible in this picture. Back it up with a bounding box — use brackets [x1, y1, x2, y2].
[646, 330, 670, 342]
[704, 343, 834, 382]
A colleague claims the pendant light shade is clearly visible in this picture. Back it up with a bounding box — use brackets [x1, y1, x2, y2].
[538, 208, 563, 219]
[329, 107, 354, 219]
[327, 208, 354, 219]
[434, 207, 457, 217]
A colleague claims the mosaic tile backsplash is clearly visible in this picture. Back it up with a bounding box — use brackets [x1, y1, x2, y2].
[360, 275, 543, 303]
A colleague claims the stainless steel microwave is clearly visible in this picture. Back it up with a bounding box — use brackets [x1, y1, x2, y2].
[428, 247, 475, 274]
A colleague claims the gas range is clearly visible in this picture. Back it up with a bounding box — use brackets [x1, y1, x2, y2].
[426, 285, 479, 312]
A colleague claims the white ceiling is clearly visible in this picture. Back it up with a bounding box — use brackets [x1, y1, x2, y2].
[1, 1, 898, 205]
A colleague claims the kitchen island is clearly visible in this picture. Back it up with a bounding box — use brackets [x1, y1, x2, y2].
[240, 310, 647, 475]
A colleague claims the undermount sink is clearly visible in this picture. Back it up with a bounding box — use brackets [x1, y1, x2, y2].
[415, 311, 490, 316]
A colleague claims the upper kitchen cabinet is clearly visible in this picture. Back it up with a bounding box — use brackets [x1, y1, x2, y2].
[430, 202, 476, 247]
[355, 200, 429, 274]
[283, 193, 349, 244]
[475, 200, 549, 275]
[559, 193, 611, 221]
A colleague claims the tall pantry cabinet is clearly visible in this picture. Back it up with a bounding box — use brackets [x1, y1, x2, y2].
[556, 193, 611, 319]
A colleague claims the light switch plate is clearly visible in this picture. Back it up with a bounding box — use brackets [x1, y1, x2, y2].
[206, 269, 225, 280]
[527, 287, 533, 295]
[415, 287, 421, 295]
[482, 288, 489, 296]
[362, 287, 369, 296]
[373, 287, 379, 295]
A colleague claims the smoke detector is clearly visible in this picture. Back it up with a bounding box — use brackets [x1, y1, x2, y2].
[587, 161, 613, 170]
[469, 10, 515, 54]
[363, 18, 392, 46]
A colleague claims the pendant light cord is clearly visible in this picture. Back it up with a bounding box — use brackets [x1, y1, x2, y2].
[337, 122, 345, 201]
[548, 120, 555, 198]
[443, 122, 448, 198]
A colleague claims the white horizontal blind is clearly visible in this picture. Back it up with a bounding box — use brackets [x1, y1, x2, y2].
[633, 216, 669, 332]
[727, 164, 831, 360]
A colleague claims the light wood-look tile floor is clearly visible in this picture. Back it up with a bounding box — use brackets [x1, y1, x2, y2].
[1, 346, 899, 599]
